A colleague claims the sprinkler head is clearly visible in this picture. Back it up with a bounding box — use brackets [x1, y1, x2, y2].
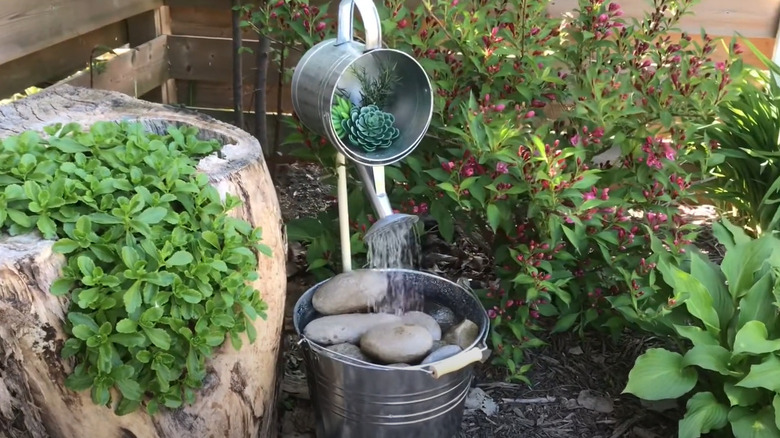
[364, 213, 419, 242]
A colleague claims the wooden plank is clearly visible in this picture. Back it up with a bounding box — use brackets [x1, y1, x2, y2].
[0, 22, 128, 99]
[175, 80, 293, 113]
[548, 0, 780, 39]
[167, 0, 780, 38]
[60, 35, 169, 98]
[168, 35, 300, 83]
[169, 6, 258, 40]
[127, 7, 178, 103]
[0, 0, 162, 65]
[165, 0, 232, 8]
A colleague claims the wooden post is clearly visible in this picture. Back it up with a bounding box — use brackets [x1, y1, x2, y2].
[126, 7, 178, 103]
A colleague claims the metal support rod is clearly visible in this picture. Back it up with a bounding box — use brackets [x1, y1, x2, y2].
[337, 153, 352, 272]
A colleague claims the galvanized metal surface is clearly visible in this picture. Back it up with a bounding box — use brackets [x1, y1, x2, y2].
[290, 0, 433, 167]
[294, 269, 490, 438]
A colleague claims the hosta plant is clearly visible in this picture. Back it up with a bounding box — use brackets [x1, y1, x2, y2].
[0, 122, 270, 415]
[624, 219, 780, 438]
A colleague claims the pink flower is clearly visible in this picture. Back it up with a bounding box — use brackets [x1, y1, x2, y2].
[442, 161, 455, 172]
[487, 309, 497, 319]
[571, 134, 581, 146]
[315, 22, 326, 32]
[494, 103, 506, 112]
[496, 162, 509, 174]
[525, 111, 536, 119]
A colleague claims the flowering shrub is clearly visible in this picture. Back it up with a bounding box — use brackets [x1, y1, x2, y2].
[250, 0, 744, 377]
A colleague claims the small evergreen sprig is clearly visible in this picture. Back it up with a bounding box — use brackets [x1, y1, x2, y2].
[351, 60, 401, 109]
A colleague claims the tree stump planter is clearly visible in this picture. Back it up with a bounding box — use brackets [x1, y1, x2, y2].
[0, 85, 287, 438]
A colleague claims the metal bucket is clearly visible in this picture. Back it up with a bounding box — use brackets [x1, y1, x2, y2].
[290, 0, 433, 167]
[293, 269, 491, 438]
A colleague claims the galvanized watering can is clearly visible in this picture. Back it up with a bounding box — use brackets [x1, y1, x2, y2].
[291, 0, 434, 238]
[291, 0, 433, 167]
[294, 269, 491, 438]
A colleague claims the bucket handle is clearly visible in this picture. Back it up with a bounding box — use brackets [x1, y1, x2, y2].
[335, 0, 382, 51]
[427, 342, 491, 379]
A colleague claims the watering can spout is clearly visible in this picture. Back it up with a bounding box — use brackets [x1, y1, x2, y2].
[356, 164, 418, 240]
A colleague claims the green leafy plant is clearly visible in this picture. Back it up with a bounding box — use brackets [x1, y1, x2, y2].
[0, 121, 270, 415]
[701, 46, 780, 236]
[343, 104, 400, 152]
[624, 218, 780, 438]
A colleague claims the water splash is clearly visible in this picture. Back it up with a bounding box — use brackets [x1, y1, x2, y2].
[365, 217, 422, 314]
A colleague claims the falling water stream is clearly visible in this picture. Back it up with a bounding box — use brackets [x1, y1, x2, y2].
[365, 219, 423, 314]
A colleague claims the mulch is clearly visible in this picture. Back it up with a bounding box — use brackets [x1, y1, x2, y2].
[272, 162, 725, 438]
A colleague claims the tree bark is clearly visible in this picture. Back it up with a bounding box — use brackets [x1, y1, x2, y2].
[0, 85, 287, 438]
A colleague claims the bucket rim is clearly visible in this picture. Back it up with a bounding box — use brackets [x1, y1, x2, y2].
[293, 268, 490, 373]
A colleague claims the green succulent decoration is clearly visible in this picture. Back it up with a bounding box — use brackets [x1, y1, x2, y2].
[342, 104, 400, 152]
[331, 95, 353, 139]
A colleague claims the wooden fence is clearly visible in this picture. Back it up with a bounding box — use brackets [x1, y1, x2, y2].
[1, 0, 780, 130]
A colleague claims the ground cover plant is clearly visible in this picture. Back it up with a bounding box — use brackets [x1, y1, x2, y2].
[0, 121, 270, 415]
[250, 0, 744, 381]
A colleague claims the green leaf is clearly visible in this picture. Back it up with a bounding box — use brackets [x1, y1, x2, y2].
[68, 312, 99, 331]
[115, 398, 141, 416]
[736, 355, 780, 392]
[690, 251, 733, 328]
[429, 200, 454, 242]
[729, 406, 780, 438]
[143, 327, 171, 350]
[721, 236, 775, 300]
[116, 378, 144, 401]
[123, 281, 142, 313]
[52, 238, 81, 254]
[737, 273, 776, 330]
[624, 348, 698, 400]
[733, 321, 780, 355]
[115, 318, 138, 334]
[486, 203, 501, 232]
[136, 207, 167, 225]
[724, 383, 762, 407]
[682, 344, 732, 375]
[678, 392, 729, 438]
[109, 333, 146, 347]
[166, 250, 193, 267]
[50, 278, 74, 296]
[76, 256, 96, 277]
[675, 325, 719, 347]
[71, 324, 95, 340]
[659, 261, 720, 335]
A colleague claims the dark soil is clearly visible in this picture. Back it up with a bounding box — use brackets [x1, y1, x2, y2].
[273, 163, 722, 438]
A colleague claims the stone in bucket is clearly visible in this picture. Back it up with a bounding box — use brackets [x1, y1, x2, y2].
[311, 269, 389, 315]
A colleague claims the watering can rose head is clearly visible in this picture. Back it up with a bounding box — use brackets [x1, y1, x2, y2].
[343, 105, 400, 152]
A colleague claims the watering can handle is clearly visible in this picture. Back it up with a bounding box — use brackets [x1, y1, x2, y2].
[336, 0, 382, 51]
